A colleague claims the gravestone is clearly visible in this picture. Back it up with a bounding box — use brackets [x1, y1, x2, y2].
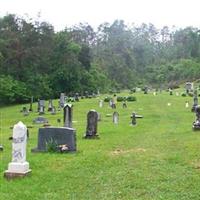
[4, 122, 31, 179]
[191, 93, 198, 112]
[0, 145, 3, 151]
[60, 93, 65, 108]
[97, 112, 101, 121]
[144, 86, 148, 94]
[64, 104, 73, 128]
[99, 100, 103, 108]
[29, 96, 33, 112]
[48, 99, 53, 112]
[75, 93, 79, 102]
[32, 127, 76, 152]
[37, 99, 40, 112]
[113, 112, 119, 124]
[185, 82, 193, 94]
[193, 105, 200, 130]
[51, 106, 56, 115]
[185, 101, 189, 108]
[169, 88, 173, 95]
[39, 100, 45, 115]
[131, 112, 136, 125]
[122, 100, 127, 108]
[22, 107, 29, 116]
[33, 116, 48, 124]
[84, 110, 99, 139]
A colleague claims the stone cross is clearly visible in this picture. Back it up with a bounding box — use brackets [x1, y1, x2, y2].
[60, 93, 65, 108]
[4, 121, 31, 179]
[84, 110, 99, 138]
[113, 112, 119, 124]
[131, 112, 136, 125]
[63, 104, 73, 128]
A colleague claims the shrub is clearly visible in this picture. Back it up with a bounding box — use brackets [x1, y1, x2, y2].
[126, 96, 136, 101]
[117, 96, 125, 102]
[181, 93, 187, 97]
[104, 97, 111, 102]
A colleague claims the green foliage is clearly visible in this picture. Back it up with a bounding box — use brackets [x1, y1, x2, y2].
[126, 96, 137, 101]
[117, 96, 126, 102]
[104, 96, 111, 102]
[46, 139, 58, 153]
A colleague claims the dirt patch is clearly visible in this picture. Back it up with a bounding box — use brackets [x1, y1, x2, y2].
[110, 148, 146, 156]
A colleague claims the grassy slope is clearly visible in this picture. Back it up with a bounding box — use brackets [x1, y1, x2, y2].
[0, 90, 200, 200]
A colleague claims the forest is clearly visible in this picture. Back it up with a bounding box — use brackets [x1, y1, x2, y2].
[1, 14, 200, 104]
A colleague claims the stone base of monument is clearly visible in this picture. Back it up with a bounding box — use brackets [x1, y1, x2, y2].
[4, 162, 31, 180]
[84, 134, 100, 139]
[31, 127, 76, 152]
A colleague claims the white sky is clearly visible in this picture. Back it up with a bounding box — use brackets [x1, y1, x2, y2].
[1, 0, 200, 31]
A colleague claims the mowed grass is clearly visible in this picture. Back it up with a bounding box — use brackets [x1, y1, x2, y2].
[1, 90, 200, 200]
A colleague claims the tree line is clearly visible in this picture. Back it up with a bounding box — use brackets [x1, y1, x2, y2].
[0, 14, 200, 104]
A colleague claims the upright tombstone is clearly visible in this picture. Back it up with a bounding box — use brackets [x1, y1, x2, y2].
[169, 88, 173, 95]
[29, 96, 33, 112]
[99, 100, 103, 108]
[84, 110, 99, 139]
[48, 99, 53, 112]
[185, 101, 189, 108]
[64, 104, 73, 128]
[131, 112, 137, 126]
[122, 100, 127, 108]
[191, 92, 198, 112]
[51, 106, 56, 115]
[75, 93, 79, 102]
[193, 105, 200, 130]
[185, 82, 193, 94]
[144, 86, 148, 94]
[22, 107, 29, 116]
[4, 122, 31, 179]
[113, 112, 119, 124]
[39, 100, 45, 115]
[60, 93, 65, 108]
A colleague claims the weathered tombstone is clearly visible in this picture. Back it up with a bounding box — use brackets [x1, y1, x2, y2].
[193, 105, 200, 130]
[39, 100, 45, 115]
[176, 92, 179, 96]
[51, 106, 56, 115]
[122, 100, 127, 108]
[84, 110, 99, 138]
[60, 93, 65, 108]
[99, 100, 103, 108]
[113, 112, 119, 124]
[97, 112, 101, 121]
[4, 122, 31, 179]
[0, 145, 3, 151]
[185, 82, 193, 94]
[131, 112, 136, 125]
[144, 86, 148, 94]
[29, 96, 33, 112]
[191, 95, 198, 112]
[169, 88, 173, 95]
[75, 93, 79, 102]
[22, 107, 29, 116]
[48, 99, 53, 112]
[32, 127, 76, 152]
[64, 104, 73, 128]
[185, 101, 189, 108]
[33, 116, 48, 124]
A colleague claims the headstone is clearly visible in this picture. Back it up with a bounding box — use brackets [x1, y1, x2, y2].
[33, 116, 48, 124]
[0, 145, 3, 151]
[169, 88, 173, 95]
[39, 100, 45, 115]
[60, 93, 65, 108]
[48, 99, 53, 112]
[131, 112, 136, 125]
[64, 104, 73, 128]
[22, 107, 29, 116]
[4, 122, 31, 179]
[37, 99, 40, 112]
[153, 92, 156, 96]
[84, 110, 99, 138]
[99, 100, 103, 108]
[193, 105, 200, 130]
[75, 93, 79, 102]
[191, 92, 198, 112]
[144, 86, 148, 94]
[122, 100, 127, 108]
[29, 96, 33, 112]
[97, 112, 101, 121]
[51, 106, 56, 115]
[185, 101, 189, 108]
[185, 82, 193, 94]
[176, 92, 179, 96]
[113, 112, 119, 124]
[32, 127, 76, 152]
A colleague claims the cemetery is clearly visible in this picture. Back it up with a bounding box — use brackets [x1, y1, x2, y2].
[1, 88, 200, 199]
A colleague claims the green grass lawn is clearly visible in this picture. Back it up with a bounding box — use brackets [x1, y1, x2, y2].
[1, 90, 200, 200]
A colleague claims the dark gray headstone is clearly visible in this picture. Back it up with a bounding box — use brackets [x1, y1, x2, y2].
[131, 112, 136, 125]
[32, 127, 76, 152]
[60, 93, 65, 108]
[48, 99, 53, 111]
[64, 104, 73, 128]
[193, 105, 200, 130]
[29, 96, 33, 112]
[22, 107, 29, 116]
[192, 95, 198, 112]
[84, 110, 99, 138]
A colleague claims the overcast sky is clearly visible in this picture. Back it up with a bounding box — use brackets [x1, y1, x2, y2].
[1, 0, 200, 31]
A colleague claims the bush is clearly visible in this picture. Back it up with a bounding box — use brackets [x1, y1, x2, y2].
[126, 96, 136, 101]
[104, 97, 111, 102]
[117, 96, 126, 102]
[181, 93, 186, 97]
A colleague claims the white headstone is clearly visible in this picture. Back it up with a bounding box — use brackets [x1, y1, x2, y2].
[99, 100, 103, 108]
[113, 112, 119, 124]
[185, 102, 189, 108]
[5, 121, 31, 176]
